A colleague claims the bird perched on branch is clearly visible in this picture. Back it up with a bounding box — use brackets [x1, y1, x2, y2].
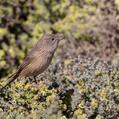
[0, 33, 64, 91]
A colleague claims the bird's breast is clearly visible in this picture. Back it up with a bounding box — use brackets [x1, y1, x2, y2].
[20, 52, 53, 77]
[32, 54, 53, 75]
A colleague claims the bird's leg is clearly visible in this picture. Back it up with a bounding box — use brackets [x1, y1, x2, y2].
[25, 77, 30, 84]
[33, 76, 37, 83]
[26, 76, 37, 83]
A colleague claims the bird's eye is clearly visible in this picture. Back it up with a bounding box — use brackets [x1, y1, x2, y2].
[52, 38, 55, 41]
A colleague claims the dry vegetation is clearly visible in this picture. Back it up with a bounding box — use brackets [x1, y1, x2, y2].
[0, 0, 119, 118]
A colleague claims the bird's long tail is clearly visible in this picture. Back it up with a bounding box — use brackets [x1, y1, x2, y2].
[0, 72, 19, 92]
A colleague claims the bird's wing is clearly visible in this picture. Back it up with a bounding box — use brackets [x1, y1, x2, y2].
[17, 44, 43, 74]
[17, 53, 36, 73]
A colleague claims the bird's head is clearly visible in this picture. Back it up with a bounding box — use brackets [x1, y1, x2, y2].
[42, 33, 64, 52]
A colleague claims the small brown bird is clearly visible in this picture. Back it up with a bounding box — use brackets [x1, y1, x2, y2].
[1, 33, 64, 91]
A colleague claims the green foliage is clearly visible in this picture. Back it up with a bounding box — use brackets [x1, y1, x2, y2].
[0, 0, 119, 118]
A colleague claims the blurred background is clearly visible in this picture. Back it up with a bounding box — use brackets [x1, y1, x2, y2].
[0, 0, 119, 118]
[0, 0, 119, 79]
